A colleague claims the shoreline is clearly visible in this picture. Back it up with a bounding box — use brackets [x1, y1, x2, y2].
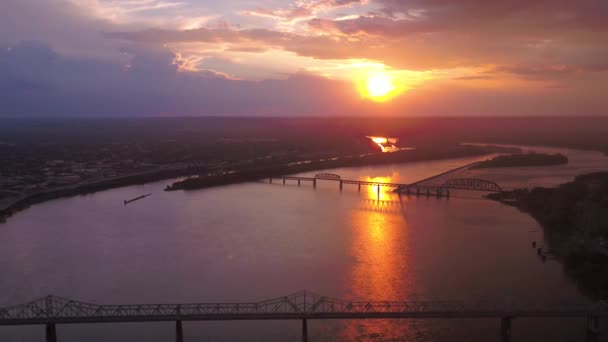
[0, 165, 206, 222]
[165, 145, 517, 192]
[1, 144, 515, 222]
[487, 173, 608, 299]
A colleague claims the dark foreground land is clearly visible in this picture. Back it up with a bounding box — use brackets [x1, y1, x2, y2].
[472, 153, 568, 169]
[489, 173, 608, 298]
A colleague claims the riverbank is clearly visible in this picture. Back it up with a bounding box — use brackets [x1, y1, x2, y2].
[0, 144, 518, 222]
[165, 144, 519, 191]
[472, 153, 568, 169]
[0, 165, 207, 222]
[487, 172, 608, 298]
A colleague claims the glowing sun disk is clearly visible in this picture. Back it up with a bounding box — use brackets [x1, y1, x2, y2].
[366, 74, 395, 98]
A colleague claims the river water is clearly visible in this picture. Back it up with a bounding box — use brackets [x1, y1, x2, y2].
[1, 145, 608, 341]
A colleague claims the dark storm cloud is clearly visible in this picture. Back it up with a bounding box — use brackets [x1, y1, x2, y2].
[0, 41, 358, 117]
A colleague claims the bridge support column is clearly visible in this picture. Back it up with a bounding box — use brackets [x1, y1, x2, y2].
[500, 317, 512, 342]
[313, 179, 316, 189]
[377, 185, 380, 199]
[45, 323, 57, 342]
[339, 180, 343, 191]
[302, 319, 308, 342]
[269, 177, 272, 184]
[176, 320, 184, 342]
[358, 183, 361, 192]
[298, 179, 301, 186]
[283, 177, 286, 185]
[587, 315, 600, 342]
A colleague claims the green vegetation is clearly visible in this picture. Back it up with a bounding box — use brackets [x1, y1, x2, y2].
[488, 172, 608, 298]
[473, 153, 568, 169]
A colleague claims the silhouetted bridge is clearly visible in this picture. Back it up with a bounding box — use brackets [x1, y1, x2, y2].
[1, 291, 605, 342]
[269, 173, 503, 198]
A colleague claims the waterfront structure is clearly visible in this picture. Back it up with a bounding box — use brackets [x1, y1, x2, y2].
[269, 173, 503, 198]
[0, 291, 604, 342]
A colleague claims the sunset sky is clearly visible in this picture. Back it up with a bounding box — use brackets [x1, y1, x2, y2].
[1, 0, 607, 116]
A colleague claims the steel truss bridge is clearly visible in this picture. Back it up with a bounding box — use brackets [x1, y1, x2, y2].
[1, 291, 605, 342]
[269, 173, 503, 198]
[442, 178, 503, 192]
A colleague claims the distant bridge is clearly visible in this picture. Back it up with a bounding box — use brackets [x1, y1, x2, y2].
[1, 291, 605, 342]
[269, 174, 503, 198]
[442, 178, 503, 192]
[315, 173, 341, 180]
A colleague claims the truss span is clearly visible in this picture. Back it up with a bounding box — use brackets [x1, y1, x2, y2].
[0, 291, 605, 326]
[314, 173, 341, 180]
[442, 178, 503, 192]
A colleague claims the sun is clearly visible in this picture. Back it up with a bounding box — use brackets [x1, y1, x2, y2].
[366, 73, 394, 98]
[358, 72, 402, 102]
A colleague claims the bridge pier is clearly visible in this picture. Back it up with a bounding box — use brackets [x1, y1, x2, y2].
[587, 315, 600, 342]
[377, 185, 380, 199]
[298, 179, 301, 186]
[501, 316, 512, 342]
[269, 177, 272, 184]
[45, 323, 57, 342]
[339, 180, 343, 191]
[176, 320, 184, 342]
[358, 183, 361, 192]
[302, 319, 308, 342]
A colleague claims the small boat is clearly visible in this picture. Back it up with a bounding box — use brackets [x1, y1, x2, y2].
[124, 193, 152, 205]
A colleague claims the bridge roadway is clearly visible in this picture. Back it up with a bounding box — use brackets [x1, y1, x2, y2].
[274, 175, 451, 198]
[1, 291, 605, 342]
[271, 173, 503, 197]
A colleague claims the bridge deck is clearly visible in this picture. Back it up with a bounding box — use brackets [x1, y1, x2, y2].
[279, 176, 439, 189]
[276, 175, 501, 192]
[1, 292, 605, 326]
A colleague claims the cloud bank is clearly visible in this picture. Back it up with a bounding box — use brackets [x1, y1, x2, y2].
[1, 0, 607, 116]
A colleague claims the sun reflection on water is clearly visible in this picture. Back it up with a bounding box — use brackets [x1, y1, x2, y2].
[366, 136, 400, 153]
[338, 172, 415, 340]
[363, 176, 396, 201]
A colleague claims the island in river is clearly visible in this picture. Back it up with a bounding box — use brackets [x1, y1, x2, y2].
[488, 172, 608, 298]
[472, 152, 568, 169]
[165, 144, 519, 191]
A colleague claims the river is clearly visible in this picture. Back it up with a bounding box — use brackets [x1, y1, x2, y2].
[1, 145, 607, 341]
